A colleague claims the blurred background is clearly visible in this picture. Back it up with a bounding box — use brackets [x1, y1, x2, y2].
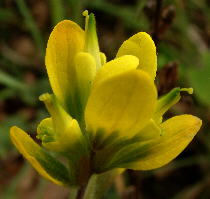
[0, 0, 210, 198]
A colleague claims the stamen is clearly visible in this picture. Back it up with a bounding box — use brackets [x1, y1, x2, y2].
[180, 87, 193, 94]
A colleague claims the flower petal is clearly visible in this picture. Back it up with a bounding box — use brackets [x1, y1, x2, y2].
[116, 32, 157, 80]
[45, 20, 84, 113]
[39, 94, 87, 154]
[136, 119, 162, 141]
[74, 52, 96, 114]
[119, 115, 202, 170]
[100, 52, 106, 66]
[93, 55, 139, 88]
[85, 69, 157, 143]
[10, 126, 70, 185]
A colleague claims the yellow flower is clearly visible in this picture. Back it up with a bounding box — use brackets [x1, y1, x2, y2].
[10, 11, 202, 186]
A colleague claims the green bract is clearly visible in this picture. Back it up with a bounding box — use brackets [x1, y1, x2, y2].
[10, 12, 202, 186]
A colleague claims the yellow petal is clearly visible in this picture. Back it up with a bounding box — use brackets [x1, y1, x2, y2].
[37, 117, 87, 155]
[37, 117, 61, 151]
[36, 117, 54, 143]
[74, 52, 96, 112]
[39, 93, 73, 131]
[85, 69, 157, 142]
[116, 32, 157, 80]
[93, 55, 139, 88]
[45, 20, 85, 113]
[10, 126, 70, 185]
[100, 52, 107, 66]
[39, 94, 87, 154]
[123, 114, 202, 170]
[136, 119, 162, 141]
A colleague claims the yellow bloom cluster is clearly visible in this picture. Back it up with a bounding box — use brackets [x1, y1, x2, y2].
[10, 12, 202, 186]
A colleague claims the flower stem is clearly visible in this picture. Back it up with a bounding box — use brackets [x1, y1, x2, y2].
[69, 186, 86, 199]
[69, 187, 78, 199]
[69, 170, 124, 199]
[76, 186, 86, 199]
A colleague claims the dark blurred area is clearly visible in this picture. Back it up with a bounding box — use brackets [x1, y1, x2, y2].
[0, 0, 210, 198]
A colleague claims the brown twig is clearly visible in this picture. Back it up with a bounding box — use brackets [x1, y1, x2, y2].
[153, 0, 163, 45]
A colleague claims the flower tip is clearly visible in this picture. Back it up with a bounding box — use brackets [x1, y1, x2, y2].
[197, 118, 202, 128]
[89, 13, 95, 23]
[180, 87, 193, 95]
[39, 93, 52, 103]
[10, 126, 18, 137]
[10, 125, 17, 131]
[82, 10, 89, 17]
[190, 115, 202, 133]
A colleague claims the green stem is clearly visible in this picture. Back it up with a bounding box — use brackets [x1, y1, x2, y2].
[68, 169, 124, 199]
[83, 169, 124, 199]
[69, 187, 79, 199]
[69, 186, 86, 199]
[76, 186, 86, 199]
